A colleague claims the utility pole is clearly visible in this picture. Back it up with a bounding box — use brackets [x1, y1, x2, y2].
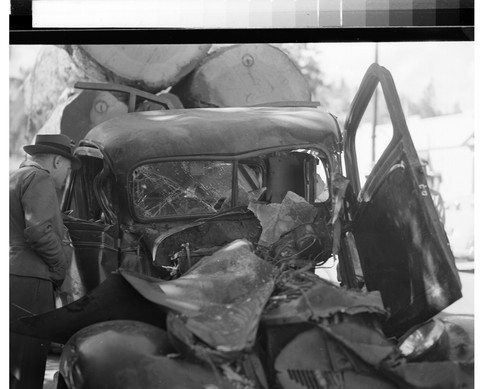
[372, 43, 379, 164]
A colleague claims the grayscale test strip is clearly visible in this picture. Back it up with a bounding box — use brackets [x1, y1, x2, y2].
[26, 0, 474, 29]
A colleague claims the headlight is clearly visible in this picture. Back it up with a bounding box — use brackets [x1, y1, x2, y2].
[398, 318, 449, 362]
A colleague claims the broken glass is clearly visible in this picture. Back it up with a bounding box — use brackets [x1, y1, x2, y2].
[131, 161, 264, 219]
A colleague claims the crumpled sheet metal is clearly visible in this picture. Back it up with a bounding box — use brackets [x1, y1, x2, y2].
[319, 320, 474, 389]
[262, 271, 387, 325]
[248, 191, 317, 247]
[330, 173, 350, 226]
[387, 360, 474, 389]
[120, 239, 275, 353]
[320, 320, 398, 368]
[275, 327, 397, 389]
[58, 227, 87, 305]
[439, 314, 474, 363]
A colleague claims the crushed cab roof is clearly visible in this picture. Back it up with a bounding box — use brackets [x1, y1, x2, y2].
[84, 107, 341, 174]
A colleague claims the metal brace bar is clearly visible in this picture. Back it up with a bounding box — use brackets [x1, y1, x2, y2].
[74, 81, 184, 112]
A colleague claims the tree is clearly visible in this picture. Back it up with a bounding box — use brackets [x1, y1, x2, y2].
[273, 43, 328, 98]
[407, 80, 442, 118]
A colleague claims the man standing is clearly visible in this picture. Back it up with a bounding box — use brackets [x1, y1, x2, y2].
[10, 134, 81, 389]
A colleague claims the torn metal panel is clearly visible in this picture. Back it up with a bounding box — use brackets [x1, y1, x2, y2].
[121, 240, 275, 353]
[319, 320, 401, 369]
[57, 227, 87, 305]
[63, 219, 120, 293]
[248, 191, 317, 247]
[384, 360, 474, 389]
[399, 315, 474, 364]
[343, 63, 463, 338]
[351, 153, 462, 337]
[318, 318, 473, 389]
[330, 173, 350, 227]
[220, 361, 262, 389]
[263, 271, 386, 325]
[275, 327, 397, 389]
[440, 315, 474, 363]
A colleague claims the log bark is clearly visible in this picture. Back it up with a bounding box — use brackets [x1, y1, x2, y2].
[73, 44, 212, 93]
[10, 77, 31, 170]
[23, 45, 212, 141]
[172, 44, 311, 108]
[18, 43, 310, 162]
[37, 89, 129, 145]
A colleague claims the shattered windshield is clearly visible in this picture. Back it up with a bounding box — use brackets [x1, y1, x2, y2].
[132, 160, 264, 219]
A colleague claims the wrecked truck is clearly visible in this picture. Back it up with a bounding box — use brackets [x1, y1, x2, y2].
[12, 64, 472, 389]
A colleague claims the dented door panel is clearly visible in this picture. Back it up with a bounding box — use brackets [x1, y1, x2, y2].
[62, 149, 121, 293]
[343, 63, 462, 336]
[64, 220, 119, 293]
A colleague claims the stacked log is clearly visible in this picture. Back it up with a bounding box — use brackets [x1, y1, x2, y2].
[12, 44, 310, 163]
[75, 45, 211, 93]
[19, 44, 211, 144]
[20, 46, 96, 142]
[39, 89, 129, 144]
[172, 44, 311, 108]
[10, 78, 30, 170]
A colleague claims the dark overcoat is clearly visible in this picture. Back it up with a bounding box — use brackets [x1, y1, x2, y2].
[10, 160, 68, 284]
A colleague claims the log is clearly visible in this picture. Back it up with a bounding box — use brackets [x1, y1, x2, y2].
[39, 85, 183, 144]
[21, 44, 310, 154]
[72, 44, 212, 93]
[23, 45, 212, 140]
[37, 89, 129, 145]
[10, 77, 31, 170]
[172, 44, 311, 108]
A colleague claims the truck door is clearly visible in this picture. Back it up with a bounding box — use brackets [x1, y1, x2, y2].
[62, 145, 120, 293]
[343, 63, 462, 337]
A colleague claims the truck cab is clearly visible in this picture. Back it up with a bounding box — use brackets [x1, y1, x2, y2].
[13, 64, 467, 389]
[61, 64, 461, 336]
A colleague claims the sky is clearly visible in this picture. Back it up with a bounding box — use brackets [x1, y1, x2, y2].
[7, 42, 476, 211]
[316, 41, 474, 114]
[10, 45, 42, 78]
[10, 42, 474, 116]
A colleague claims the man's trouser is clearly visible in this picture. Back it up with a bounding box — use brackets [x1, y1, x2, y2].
[10, 275, 55, 389]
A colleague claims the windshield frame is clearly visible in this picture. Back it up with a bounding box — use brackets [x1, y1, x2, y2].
[126, 145, 334, 223]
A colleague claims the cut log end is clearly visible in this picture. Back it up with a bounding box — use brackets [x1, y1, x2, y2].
[172, 44, 311, 108]
[79, 45, 212, 93]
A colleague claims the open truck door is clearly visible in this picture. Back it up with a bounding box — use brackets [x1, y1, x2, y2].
[61, 143, 120, 294]
[342, 63, 462, 337]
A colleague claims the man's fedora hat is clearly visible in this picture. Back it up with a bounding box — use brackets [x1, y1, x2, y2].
[24, 134, 81, 169]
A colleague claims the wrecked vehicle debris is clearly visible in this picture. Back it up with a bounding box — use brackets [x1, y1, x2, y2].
[122, 239, 275, 359]
[248, 191, 318, 248]
[11, 64, 470, 388]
